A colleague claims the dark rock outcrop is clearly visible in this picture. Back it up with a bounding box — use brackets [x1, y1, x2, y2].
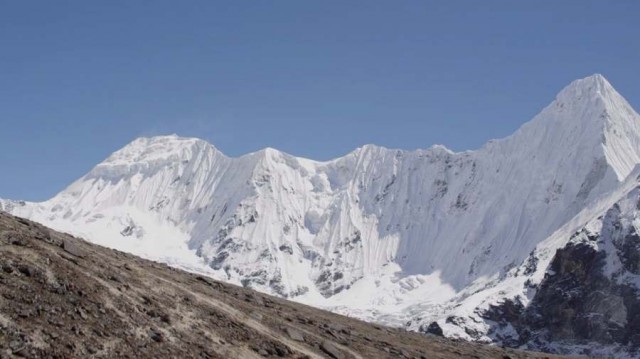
[483, 208, 640, 356]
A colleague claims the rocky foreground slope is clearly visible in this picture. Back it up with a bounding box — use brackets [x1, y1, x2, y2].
[0, 213, 564, 358]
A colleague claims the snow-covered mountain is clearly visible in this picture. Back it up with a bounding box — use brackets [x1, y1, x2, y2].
[3, 74, 640, 356]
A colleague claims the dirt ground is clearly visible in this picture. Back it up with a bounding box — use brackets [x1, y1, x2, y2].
[0, 212, 571, 358]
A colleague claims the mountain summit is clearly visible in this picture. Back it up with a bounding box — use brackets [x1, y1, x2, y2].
[3, 74, 640, 357]
[541, 73, 640, 179]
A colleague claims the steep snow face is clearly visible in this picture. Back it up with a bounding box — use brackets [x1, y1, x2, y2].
[320, 74, 640, 291]
[3, 74, 640, 352]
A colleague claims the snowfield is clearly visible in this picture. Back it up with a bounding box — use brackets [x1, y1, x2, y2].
[3, 74, 640, 357]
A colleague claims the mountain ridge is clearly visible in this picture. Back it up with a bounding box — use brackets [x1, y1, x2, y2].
[93, 74, 630, 161]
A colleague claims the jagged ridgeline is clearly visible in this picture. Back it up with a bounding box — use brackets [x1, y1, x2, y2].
[3, 74, 640, 357]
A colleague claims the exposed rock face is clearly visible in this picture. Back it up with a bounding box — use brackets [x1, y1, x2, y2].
[526, 243, 631, 345]
[482, 189, 640, 357]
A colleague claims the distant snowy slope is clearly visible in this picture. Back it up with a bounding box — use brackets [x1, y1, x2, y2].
[3, 74, 640, 356]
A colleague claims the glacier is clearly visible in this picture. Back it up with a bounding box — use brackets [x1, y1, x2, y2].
[3, 74, 640, 356]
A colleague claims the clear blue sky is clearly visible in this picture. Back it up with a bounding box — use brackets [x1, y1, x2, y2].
[1, 1, 638, 201]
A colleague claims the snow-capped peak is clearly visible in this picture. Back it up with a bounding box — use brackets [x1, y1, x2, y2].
[483, 74, 640, 182]
[557, 73, 612, 99]
[101, 134, 221, 166]
[552, 74, 631, 124]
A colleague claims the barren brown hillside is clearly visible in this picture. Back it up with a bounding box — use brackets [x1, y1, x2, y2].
[0, 212, 570, 358]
